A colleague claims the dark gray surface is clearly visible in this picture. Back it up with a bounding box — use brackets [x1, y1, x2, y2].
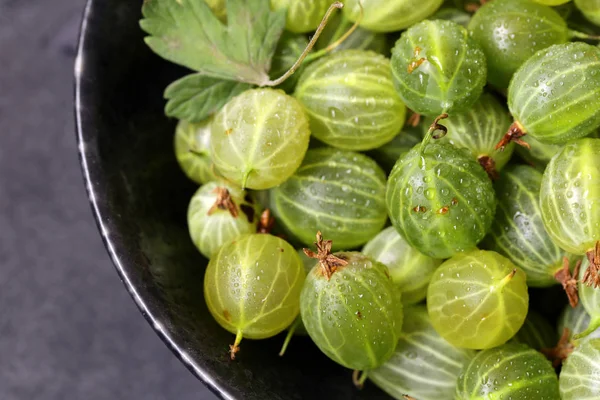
[0, 1, 216, 399]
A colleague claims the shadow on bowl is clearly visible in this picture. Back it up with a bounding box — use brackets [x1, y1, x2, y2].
[74, 0, 390, 399]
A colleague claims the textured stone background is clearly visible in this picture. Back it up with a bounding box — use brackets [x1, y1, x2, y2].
[0, 1, 216, 399]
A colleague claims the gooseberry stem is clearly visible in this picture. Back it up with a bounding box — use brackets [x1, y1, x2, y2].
[568, 30, 600, 41]
[265, 2, 347, 87]
[573, 317, 600, 341]
[419, 113, 449, 155]
[303, 5, 363, 64]
[241, 170, 252, 190]
[497, 268, 517, 291]
[279, 318, 301, 356]
[230, 331, 243, 360]
[352, 370, 368, 389]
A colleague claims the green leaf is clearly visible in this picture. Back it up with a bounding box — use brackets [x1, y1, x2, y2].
[164, 73, 252, 122]
[140, 0, 286, 86]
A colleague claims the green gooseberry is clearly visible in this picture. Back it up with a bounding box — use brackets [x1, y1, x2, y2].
[174, 118, 217, 185]
[468, 0, 571, 90]
[391, 20, 487, 116]
[575, 0, 600, 26]
[187, 181, 259, 259]
[456, 343, 560, 399]
[386, 135, 496, 259]
[204, 233, 305, 358]
[343, 0, 444, 33]
[511, 309, 557, 350]
[427, 250, 529, 349]
[270, 0, 330, 33]
[559, 303, 600, 341]
[504, 43, 600, 146]
[210, 88, 310, 190]
[270, 32, 309, 93]
[560, 339, 600, 399]
[270, 147, 388, 250]
[432, 7, 472, 28]
[316, 13, 388, 55]
[436, 93, 514, 178]
[540, 139, 600, 286]
[362, 226, 442, 305]
[483, 165, 577, 291]
[300, 238, 402, 373]
[369, 305, 475, 400]
[295, 50, 406, 151]
[366, 122, 424, 174]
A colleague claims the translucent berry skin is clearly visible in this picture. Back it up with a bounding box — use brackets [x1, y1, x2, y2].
[386, 143, 496, 259]
[560, 339, 600, 400]
[456, 343, 559, 399]
[437, 93, 514, 171]
[468, 0, 569, 90]
[509, 43, 600, 144]
[427, 250, 529, 349]
[204, 234, 305, 339]
[559, 303, 600, 341]
[271, 148, 387, 250]
[316, 13, 388, 55]
[483, 165, 573, 287]
[541, 139, 600, 256]
[367, 123, 424, 173]
[174, 118, 216, 185]
[187, 182, 259, 259]
[391, 20, 487, 116]
[343, 0, 443, 33]
[300, 252, 402, 371]
[369, 305, 475, 400]
[363, 227, 442, 305]
[211, 88, 310, 190]
[511, 310, 557, 350]
[270, 32, 309, 93]
[295, 50, 406, 151]
[575, 0, 600, 26]
[270, 0, 330, 33]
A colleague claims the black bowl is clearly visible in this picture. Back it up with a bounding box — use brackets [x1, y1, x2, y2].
[74, 1, 390, 399]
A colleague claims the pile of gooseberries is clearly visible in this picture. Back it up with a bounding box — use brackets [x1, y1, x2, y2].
[146, 0, 600, 397]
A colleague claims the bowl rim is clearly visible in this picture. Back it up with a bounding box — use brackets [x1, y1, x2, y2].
[73, 1, 232, 398]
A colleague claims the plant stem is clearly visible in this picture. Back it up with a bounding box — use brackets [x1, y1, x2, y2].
[264, 2, 344, 87]
[230, 331, 243, 360]
[279, 318, 300, 356]
[419, 113, 449, 155]
[569, 30, 600, 41]
[265, 1, 363, 86]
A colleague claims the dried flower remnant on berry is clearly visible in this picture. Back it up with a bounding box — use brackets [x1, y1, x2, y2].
[555, 257, 581, 308]
[541, 328, 573, 368]
[303, 231, 348, 280]
[207, 187, 239, 217]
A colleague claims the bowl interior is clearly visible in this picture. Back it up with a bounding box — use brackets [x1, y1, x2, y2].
[75, 1, 392, 399]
